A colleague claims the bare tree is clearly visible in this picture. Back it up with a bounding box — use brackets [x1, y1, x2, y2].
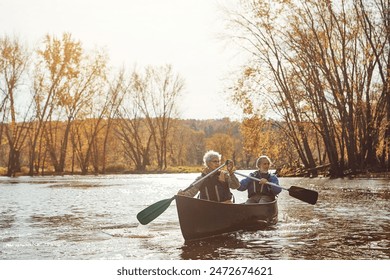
[114, 69, 152, 171]
[355, 0, 390, 171]
[99, 68, 127, 173]
[134, 65, 185, 169]
[70, 71, 115, 175]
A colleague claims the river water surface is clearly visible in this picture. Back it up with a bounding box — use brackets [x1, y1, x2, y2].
[0, 173, 389, 260]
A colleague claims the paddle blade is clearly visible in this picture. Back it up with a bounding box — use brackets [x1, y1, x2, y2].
[288, 186, 318, 205]
[136, 197, 175, 225]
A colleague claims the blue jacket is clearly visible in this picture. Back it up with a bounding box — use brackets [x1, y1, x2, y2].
[238, 171, 281, 198]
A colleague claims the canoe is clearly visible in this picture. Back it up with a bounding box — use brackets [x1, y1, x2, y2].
[175, 195, 278, 241]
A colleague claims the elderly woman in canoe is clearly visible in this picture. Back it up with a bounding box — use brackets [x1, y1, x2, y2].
[177, 150, 239, 203]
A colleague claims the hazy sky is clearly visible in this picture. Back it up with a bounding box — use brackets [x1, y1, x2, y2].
[1, 0, 246, 120]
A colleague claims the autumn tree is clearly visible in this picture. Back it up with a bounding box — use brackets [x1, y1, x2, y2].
[32, 33, 107, 174]
[278, 0, 389, 174]
[182, 128, 206, 165]
[167, 121, 195, 166]
[225, 1, 319, 175]
[0, 35, 31, 176]
[225, 0, 389, 176]
[205, 133, 235, 161]
[240, 115, 266, 167]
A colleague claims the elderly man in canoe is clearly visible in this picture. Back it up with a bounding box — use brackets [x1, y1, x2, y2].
[237, 155, 281, 203]
[177, 150, 239, 203]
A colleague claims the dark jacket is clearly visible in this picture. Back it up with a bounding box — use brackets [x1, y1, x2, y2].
[179, 170, 239, 202]
[199, 171, 232, 202]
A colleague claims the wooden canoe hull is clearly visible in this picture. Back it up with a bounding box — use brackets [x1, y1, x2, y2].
[175, 195, 278, 241]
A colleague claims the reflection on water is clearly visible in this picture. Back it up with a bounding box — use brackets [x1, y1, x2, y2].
[0, 210, 15, 229]
[0, 174, 389, 260]
[181, 233, 246, 259]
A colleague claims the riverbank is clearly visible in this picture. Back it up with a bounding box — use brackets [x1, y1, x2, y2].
[1, 165, 389, 178]
[0, 165, 204, 177]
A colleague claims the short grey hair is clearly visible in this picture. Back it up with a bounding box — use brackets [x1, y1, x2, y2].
[203, 150, 221, 166]
[256, 155, 272, 167]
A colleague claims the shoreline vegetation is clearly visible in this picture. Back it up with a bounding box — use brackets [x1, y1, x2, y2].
[1, 166, 388, 179]
[1, 116, 388, 179]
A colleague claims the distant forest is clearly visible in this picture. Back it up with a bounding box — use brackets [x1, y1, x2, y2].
[0, 117, 248, 176]
[1, 0, 390, 178]
[0, 113, 328, 177]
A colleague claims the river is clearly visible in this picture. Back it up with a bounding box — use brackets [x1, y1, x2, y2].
[0, 173, 389, 260]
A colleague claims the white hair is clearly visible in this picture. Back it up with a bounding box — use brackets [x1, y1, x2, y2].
[203, 150, 221, 166]
[256, 155, 272, 167]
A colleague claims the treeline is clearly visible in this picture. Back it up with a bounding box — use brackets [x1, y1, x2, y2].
[0, 112, 318, 176]
[226, 0, 390, 177]
[0, 117, 245, 175]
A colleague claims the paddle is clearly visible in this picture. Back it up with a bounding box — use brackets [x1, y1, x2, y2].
[136, 160, 230, 225]
[234, 171, 318, 205]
